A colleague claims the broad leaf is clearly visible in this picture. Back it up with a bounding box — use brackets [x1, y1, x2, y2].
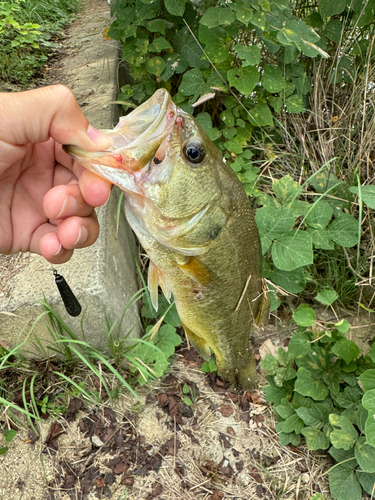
[295, 367, 329, 400]
[315, 289, 338, 306]
[301, 427, 330, 450]
[305, 200, 333, 229]
[255, 207, 295, 239]
[164, 0, 185, 16]
[328, 214, 359, 248]
[261, 65, 287, 93]
[350, 185, 375, 210]
[329, 465, 362, 500]
[227, 66, 259, 96]
[273, 175, 301, 204]
[331, 339, 360, 364]
[272, 231, 313, 271]
[234, 44, 260, 66]
[355, 437, 375, 473]
[292, 304, 316, 327]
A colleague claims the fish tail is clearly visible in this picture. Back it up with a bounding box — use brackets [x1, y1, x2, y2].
[217, 355, 258, 390]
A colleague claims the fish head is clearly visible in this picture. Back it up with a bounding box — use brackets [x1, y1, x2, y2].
[64, 89, 229, 253]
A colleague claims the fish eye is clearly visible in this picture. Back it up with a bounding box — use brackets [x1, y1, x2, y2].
[183, 141, 205, 164]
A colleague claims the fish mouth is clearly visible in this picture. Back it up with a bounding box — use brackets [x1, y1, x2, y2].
[63, 89, 177, 181]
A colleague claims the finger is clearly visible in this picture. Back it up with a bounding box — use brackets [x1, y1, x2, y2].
[43, 184, 95, 222]
[33, 226, 74, 264]
[77, 168, 112, 208]
[0, 85, 113, 151]
[56, 214, 100, 250]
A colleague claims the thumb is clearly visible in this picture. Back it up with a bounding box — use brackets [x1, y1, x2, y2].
[0, 85, 113, 151]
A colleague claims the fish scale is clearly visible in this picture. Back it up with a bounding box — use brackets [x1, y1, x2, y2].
[64, 89, 269, 389]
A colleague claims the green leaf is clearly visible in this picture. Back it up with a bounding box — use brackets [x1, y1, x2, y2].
[261, 65, 287, 93]
[0, 447, 8, 455]
[328, 214, 359, 248]
[315, 289, 338, 306]
[4, 430, 17, 443]
[362, 390, 375, 447]
[322, 19, 343, 43]
[296, 403, 328, 429]
[263, 379, 293, 404]
[329, 465, 362, 500]
[285, 95, 305, 113]
[275, 402, 294, 419]
[179, 68, 208, 97]
[256, 207, 295, 239]
[250, 11, 266, 30]
[269, 267, 306, 294]
[306, 228, 334, 250]
[260, 354, 279, 374]
[164, 0, 185, 16]
[319, 0, 347, 18]
[273, 175, 301, 205]
[359, 370, 375, 391]
[234, 44, 260, 67]
[227, 66, 259, 96]
[248, 103, 274, 127]
[292, 304, 316, 327]
[148, 37, 172, 52]
[295, 367, 329, 400]
[288, 332, 311, 359]
[350, 185, 375, 210]
[145, 54, 166, 76]
[335, 319, 351, 334]
[305, 200, 333, 229]
[301, 427, 330, 450]
[277, 19, 302, 47]
[355, 405, 368, 434]
[278, 431, 301, 446]
[331, 340, 360, 364]
[336, 386, 363, 410]
[272, 231, 313, 271]
[282, 414, 304, 434]
[200, 7, 236, 28]
[355, 471, 375, 496]
[329, 446, 358, 469]
[329, 414, 359, 450]
[268, 96, 283, 113]
[355, 437, 375, 473]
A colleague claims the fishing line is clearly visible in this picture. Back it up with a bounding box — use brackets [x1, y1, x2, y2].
[51, 266, 82, 317]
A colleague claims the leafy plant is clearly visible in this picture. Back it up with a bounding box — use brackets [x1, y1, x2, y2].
[0, 0, 79, 82]
[261, 306, 375, 500]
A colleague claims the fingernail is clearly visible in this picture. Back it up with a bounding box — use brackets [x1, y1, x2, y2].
[53, 243, 62, 256]
[56, 195, 78, 219]
[73, 226, 88, 247]
[87, 125, 113, 149]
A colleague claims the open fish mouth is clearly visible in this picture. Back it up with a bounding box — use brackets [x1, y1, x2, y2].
[63, 89, 177, 174]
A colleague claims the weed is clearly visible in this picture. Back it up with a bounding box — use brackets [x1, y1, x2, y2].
[261, 306, 375, 500]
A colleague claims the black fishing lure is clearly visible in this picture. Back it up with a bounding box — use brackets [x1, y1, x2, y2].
[53, 270, 82, 317]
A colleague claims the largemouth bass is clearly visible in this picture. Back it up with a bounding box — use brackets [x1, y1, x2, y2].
[64, 89, 269, 389]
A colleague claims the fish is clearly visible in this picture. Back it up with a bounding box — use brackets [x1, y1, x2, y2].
[64, 89, 269, 389]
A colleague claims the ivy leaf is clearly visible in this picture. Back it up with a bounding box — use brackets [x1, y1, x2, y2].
[296, 403, 328, 429]
[295, 366, 329, 400]
[234, 44, 260, 67]
[272, 231, 313, 271]
[315, 289, 338, 306]
[329, 414, 359, 450]
[282, 414, 304, 434]
[227, 66, 259, 96]
[269, 267, 306, 294]
[359, 370, 375, 392]
[328, 214, 359, 248]
[261, 65, 287, 93]
[273, 175, 301, 204]
[148, 37, 172, 52]
[356, 471, 375, 496]
[250, 11, 266, 30]
[329, 465, 362, 500]
[331, 339, 360, 365]
[164, 0, 185, 16]
[292, 304, 316, 327]
[301, 427, 330, 450]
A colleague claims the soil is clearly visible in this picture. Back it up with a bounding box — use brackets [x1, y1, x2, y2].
[1, 1, 375, 499]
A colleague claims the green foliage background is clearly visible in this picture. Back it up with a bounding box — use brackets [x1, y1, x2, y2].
[108, 0, 375, 312]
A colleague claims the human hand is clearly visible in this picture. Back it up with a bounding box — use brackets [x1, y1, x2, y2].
[0, 85, 113, 263]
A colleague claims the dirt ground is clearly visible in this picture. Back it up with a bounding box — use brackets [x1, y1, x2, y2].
[2, 1, 375, 499]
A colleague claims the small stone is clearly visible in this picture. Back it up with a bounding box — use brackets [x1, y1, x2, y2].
[91, 435, 104, 447]
[301, 473, 310, 484]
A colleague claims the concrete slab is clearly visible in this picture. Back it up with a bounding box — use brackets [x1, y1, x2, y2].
[0, 0, 141, 356]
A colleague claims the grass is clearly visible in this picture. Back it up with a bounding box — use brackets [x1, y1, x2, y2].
[0, 0, 80, 83]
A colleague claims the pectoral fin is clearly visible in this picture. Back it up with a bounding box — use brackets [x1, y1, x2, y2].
[177, 256, 214, 286]
[182, 322, 211, 361]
